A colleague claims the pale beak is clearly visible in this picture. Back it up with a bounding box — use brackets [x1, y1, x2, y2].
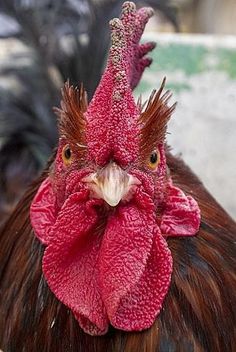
[82, 162, 140, 206]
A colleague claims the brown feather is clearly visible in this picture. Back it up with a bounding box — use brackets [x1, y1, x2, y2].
[54, 81, 87, 152]
[138, 78, 176, 164]
[0, 154, 235, 351]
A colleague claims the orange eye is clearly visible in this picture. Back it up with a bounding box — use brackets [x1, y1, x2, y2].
[148, 150, 160, 170]
[62, 145, 72, 165]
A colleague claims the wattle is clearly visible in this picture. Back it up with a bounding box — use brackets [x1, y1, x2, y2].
[30, 177, 200, 335]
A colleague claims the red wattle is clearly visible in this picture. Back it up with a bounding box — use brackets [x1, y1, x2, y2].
[42, 193, 109, 335]
[30, 177, 200, 336]
[99, 203, 172, 331]
[99, 203, 153, 317]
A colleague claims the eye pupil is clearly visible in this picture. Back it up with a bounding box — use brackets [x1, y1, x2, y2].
[64, 147, 71, 159]
[150, 152, 158, 164]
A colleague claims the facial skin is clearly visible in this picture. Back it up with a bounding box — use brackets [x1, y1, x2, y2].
[50, 133, 169, 217]
[50, 80, 171, 211]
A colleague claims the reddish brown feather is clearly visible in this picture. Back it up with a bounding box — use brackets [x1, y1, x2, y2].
[0, 153, 235, 351]
[54, 81, 87, 150]
[139, 78, 176, 163]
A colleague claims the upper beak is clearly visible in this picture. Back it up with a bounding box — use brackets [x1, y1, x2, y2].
[82, 162, 140, 207]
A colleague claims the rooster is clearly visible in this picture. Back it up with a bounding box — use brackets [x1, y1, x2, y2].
[0, 2, 235, 352]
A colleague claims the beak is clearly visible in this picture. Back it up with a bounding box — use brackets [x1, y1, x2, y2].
[83, 162, 140, 207]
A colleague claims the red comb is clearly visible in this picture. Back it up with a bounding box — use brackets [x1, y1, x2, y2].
[86, 1, 156, 166]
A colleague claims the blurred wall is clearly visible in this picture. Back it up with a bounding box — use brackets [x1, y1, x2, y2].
[177, 0, 236, 34]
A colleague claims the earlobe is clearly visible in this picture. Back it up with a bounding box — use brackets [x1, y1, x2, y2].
[30, 177, 56, 245]
[160, 182, 201, 237]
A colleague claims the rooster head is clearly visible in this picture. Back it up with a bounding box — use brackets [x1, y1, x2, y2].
[30, 1, 200, 336]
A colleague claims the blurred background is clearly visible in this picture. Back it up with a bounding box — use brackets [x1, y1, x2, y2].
[0, 0, 235, 222]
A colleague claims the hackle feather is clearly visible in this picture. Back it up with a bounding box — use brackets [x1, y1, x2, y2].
[54, 82, 87, 155]
[138, 78, 176, 163]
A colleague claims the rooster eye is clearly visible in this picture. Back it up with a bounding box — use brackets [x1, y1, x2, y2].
[62, 145, 72, 165]
[148, 150, 160, 170]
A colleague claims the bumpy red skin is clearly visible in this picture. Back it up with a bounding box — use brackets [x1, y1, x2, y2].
[30, 2, 200, 336]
